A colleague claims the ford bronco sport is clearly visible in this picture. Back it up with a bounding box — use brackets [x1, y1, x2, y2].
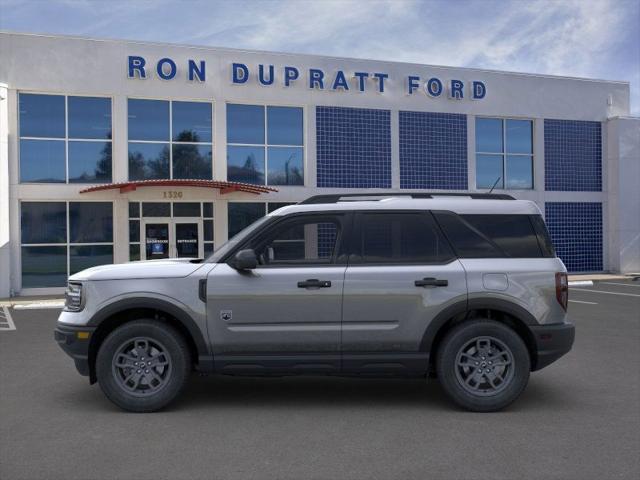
[55, 193, 574, 412]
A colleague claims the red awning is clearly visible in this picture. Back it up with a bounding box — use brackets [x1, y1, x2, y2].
[79, 179, 278, 195]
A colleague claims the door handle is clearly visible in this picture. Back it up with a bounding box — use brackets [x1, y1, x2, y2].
[297, 279, 332, 288]
[415, 277, 448, 287]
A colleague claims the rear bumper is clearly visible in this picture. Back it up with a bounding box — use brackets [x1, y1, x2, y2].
[54, 323, 96, 377]
[530, 321, 575, 371]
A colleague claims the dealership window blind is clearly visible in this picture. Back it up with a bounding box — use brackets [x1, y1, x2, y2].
[475, 118, 534, 190]
[127, 99, 213, 181]
[19, 93, 112, 184]
[226, 104, 304, 186]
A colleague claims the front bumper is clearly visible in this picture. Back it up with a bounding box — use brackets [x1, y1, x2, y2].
[54, 323, 96, 377]
[530, 321, 575, 371]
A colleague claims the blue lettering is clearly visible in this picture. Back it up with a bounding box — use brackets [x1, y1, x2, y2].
[373, 72, 388, 93]
[284, 66, 299, 86]
[425, 77, 443, 97]
[258, 64, 274, 86]
[332, 70, 349, 91]
[188, 60, 205, 82]
[407, 75, 420, 95]
[353, 72, 368, 92]
[232, 63, 249, 84]
[449, 79, 464, 99]
[128, 56, 146, 79]
[472, 81, 486, 99]
[156, 58, 177, 80]
[309, 69, 325, 89]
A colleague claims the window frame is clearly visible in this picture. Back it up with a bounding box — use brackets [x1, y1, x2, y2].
[226, 102, 306, 186]
[475, 116, 534, 190]
[127, 97, 214, 181]
[18, 92, 114, 184]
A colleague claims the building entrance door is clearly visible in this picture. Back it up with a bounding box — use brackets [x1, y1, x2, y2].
[142, 218, 203, 260]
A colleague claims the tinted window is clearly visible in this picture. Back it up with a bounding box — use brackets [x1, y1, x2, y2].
[172, 101, 212, 143]
[68, 141, 112, 183]
[142, 202, 171, 217]
[227, 146, 265, 184]
[128, 99, 169, 141]
[462, 215, 542, 258]
[434, 212, 502, 258]
[129, 202, 140, 218]
[267, 202, 295, 213]
[69, 202, 113, 243]
[68, 96, 112, 139]
[358, 213, 454, 264]
[19, 94, 65, 138]
[227, 104, 265, 144]
[531, 215, 556, 257]
[228, 203, 265, 238]
[129, 220, 140, 242]
[267, 106, 303, 145]
[267, 147, 304, 185]
[172, 144, 212, 179]
[203, 202, 213, 218]
[128, 143, 170, 180]
[21, 246, 67, 287]
[70, 245, 113, 274]
[19, 139, 66, 183]
[21, 202, 67, 244]
[173, 203, 201, 217]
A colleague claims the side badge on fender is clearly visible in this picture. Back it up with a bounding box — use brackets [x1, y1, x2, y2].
[220, 310, 232, 321]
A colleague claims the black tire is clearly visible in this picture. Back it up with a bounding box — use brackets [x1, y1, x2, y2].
[96, 320, 191, 412]
[436, 319, 530, 412]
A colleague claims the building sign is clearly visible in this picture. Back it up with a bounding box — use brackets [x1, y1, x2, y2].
[127, 56, 486, 100]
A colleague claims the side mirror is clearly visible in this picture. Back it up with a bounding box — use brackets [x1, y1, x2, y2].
[232, 249, 258, 270]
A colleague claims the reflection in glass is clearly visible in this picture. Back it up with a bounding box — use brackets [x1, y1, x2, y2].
[228, 203, 265, 237]
[267, 106, 303, 145]
[506, 120, 533, 154]
[68, 96, 112, 139]
[70, 245, 113, 275]
[21, 202, 67, 244]
[476, 154, 504, 189]
[129, 220, 140, 242]
[142, 203, 171, 217]
[267, 147, 303, 185]
[20, 139, 65, 183]
[130, 244, 141, 261]
[227, 146, 265, 184]
[128, 99, 170, 141]
[173, 203, 201, 217]
[175, 223, 200, 258]
[21, 246, 67, 288]
[227, 104, 265, 144]
[172, 102, 212, 143]
[476, 118, 503, 153]
[19, 93, 65, 138]
[128, 142, 170, 180]
[267, 202, 294, 213]
[506, 155, 533, 189]
[68, 141, 112, 183]
[203, 202, 214, 218]
[204, 243, 214, 257]
[172, 144, 212, 179]
[129, 202, 140, 218]
[69, 202, 113, 243]
[145, 223, 170, 259]
[204, 220, 213, 241]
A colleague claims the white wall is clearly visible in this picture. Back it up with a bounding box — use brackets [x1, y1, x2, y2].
[0, 83, 10, 297]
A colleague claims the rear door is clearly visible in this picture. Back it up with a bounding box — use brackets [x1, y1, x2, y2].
[341, 211, 467, 374]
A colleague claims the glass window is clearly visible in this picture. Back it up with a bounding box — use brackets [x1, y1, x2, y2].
[21, 202, 67, 244]
[129, 202, 140, 218]
[203, 202, 214, 218]
[267, 106, 303, 145]
[530, 215, 555, 257]
[267, 202, 295, 213]
[129, 220, 140, 242]
[172, 144, 212, 180]
[434, 212, 502, 258]
[506, 155, 533, 189]
[462, 215, 542, 258]
[476, 154, 504, 189]
[19, 94, 65, 138]
[173, 203, 201, 217]
[128, 142, 170, 180]
[227, 104, 265, 144]
[228, 203, 266, 238]
[476, 118, 502, 153]
[68, 141, 112, 183]
[68, 97, 112, 139]
[130, 244, 141, 261]
[19, 139, 66, 183]
[70, 245, 113, 275]
[142, 202, 171, 217]
[69, 202, 113, 243]
[172, 101, 212, 143]
[506, 119, 532, 154]
[204, 220, 214, 241]
[227, 146, 265, 184]
[358, 213, 453, 264]
[128, 99, 170, 141]
[267, 147, 304, 185]
[21, 246, 67, 288]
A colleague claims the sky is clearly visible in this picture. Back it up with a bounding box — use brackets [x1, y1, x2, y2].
[1, 0, 639, 114]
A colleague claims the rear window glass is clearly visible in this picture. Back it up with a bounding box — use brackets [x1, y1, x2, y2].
[530, 214, 555, 257]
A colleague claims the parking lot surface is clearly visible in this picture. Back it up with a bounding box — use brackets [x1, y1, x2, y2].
[1, 281, 639, 480]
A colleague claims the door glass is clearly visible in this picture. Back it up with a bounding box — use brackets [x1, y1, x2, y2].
[175, 223, 200, 258]
[145, 223, 170, 259]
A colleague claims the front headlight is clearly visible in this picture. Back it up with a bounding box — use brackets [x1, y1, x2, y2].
[64, 282, 84, 312]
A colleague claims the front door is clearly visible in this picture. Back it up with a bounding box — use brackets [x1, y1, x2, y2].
[206, 213, 349, 374]
[142, 218, 203, 259]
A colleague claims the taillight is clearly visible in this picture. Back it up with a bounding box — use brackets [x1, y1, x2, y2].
[555, 272, 568, 311]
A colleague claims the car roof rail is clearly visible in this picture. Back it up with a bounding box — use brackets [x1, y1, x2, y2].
[298, 192, 516, 204]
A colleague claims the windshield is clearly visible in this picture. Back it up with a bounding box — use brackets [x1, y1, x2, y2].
[206, 216, 272, 263]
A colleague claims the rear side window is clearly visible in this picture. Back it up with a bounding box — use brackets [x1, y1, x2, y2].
[356, 212, 454, 264]
[530, 214, 556, 257]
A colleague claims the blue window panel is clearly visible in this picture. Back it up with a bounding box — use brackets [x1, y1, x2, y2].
[227, 104, 265, 144]
[316, 106, 391, 188]
[21, 202, 67, 244]
[68, 96, 112, 140]
[267, 147, 304, 185]
[267, 106, 303, 146]
[19, 93, 65, 138]
[544, 119, 602, 191]
[128, 142, 170, 180]
[476, 154, 503, 189]
[172, 144, 212, 180]
[21, 246, 67, 288]
[69, 202, 113, 243]
[227, 145, 265, 184]
[505, 155, 533, 189]
[399, 111, 467, 190]
[476, 117, 502, 153]
[506, 119, 532, 154]
[228, 203, 266, 238]
[545, 202, 602, 272]
[128, 99, 170, 141]
[70, 245, 113, 275]
[172, 101, 212, 143]
[19, 139, 66, 183]
[68, 141, 112, 183]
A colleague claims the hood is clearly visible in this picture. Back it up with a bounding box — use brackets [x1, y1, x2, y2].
[69, 258, 206, 281]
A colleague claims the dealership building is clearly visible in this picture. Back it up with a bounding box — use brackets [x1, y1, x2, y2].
[0, 31, 638, 296]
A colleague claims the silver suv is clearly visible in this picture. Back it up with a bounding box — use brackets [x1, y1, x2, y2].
[55, 193, 575, 412]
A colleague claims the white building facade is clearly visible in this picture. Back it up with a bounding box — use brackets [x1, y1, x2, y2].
[0, 32, 638, 296]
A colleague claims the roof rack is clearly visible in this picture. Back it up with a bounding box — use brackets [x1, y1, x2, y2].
[298, 192, 516, 204]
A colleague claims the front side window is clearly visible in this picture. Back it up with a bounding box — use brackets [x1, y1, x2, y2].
[19, 93, 112, 184]
[128, 99, 213, 180]
[227, 104, 304, 186]
[476, 118, 533, 189]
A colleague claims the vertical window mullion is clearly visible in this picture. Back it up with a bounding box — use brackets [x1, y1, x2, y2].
[169, 101, 173, 179]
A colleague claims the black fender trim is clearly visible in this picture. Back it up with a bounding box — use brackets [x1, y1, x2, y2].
[419, 299, 468, 353]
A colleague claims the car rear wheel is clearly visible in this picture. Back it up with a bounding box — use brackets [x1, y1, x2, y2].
[436, 319, 530, 412]
[96, 320, 191, 412]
